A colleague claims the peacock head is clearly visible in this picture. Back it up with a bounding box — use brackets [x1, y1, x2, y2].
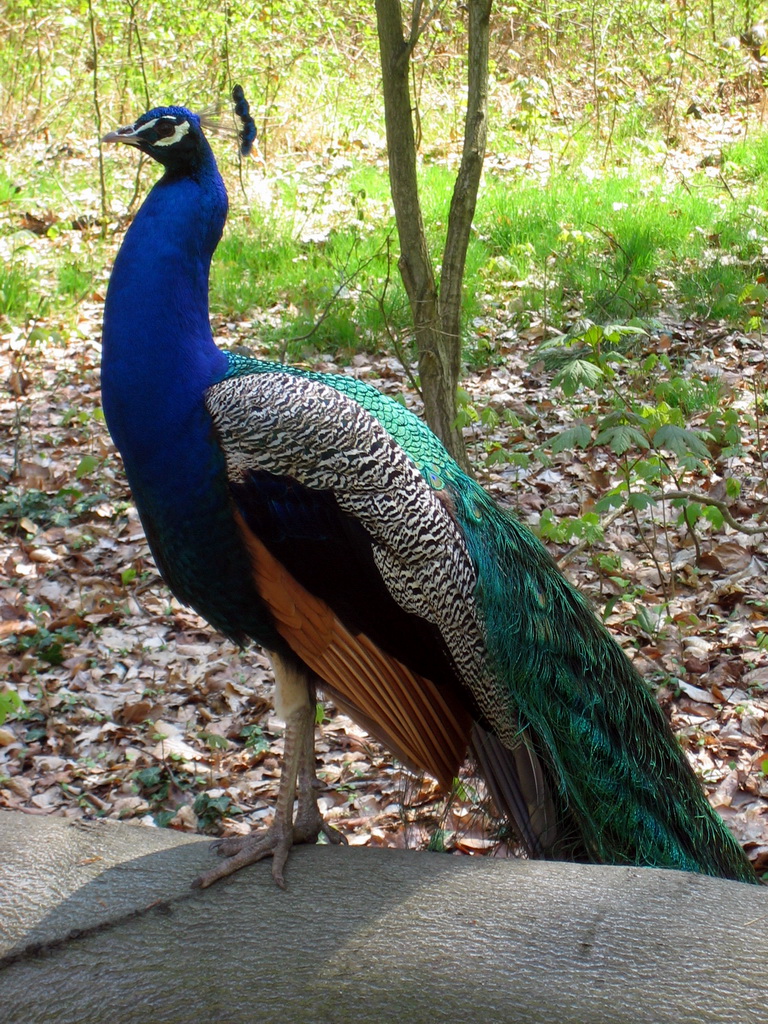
[103, 89, 254, 173]
[102, 106, 208, 172]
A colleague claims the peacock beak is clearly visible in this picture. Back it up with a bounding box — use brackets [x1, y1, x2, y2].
[102, 125, 143, 147]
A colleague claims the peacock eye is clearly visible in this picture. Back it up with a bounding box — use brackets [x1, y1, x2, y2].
[155, 120, 176, 139]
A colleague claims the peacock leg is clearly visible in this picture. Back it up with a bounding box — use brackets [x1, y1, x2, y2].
[193, 653, 335, 889]
[292, 698, 347, 849]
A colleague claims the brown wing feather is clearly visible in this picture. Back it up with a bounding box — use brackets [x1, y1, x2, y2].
[235, 513, 471, 789]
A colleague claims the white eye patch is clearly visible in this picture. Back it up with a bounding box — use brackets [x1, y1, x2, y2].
[155, 120, 191, 147]
[137, 117, 191, 147]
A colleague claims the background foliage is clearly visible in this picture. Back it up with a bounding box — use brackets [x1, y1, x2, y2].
[2, 1, 768, 333]
[2, 1, 766, 153]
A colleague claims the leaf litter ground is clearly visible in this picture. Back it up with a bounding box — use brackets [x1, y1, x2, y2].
[1, 110, 767, 878]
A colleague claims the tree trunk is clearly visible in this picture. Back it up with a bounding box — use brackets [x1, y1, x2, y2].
[376, 1, 492, 472]
[2, 811, 766, 1024]
[439, 0, 491, 386]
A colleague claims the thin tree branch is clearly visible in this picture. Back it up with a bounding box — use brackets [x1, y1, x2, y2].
[86, 0, 107, 230]
[655, 489, 768, 534]
[279, 241, 393, 360]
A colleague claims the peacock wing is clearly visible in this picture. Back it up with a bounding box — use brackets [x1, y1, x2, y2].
[204, 370, 485, 789]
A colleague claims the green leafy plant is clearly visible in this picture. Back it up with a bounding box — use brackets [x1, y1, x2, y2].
[132, 762, 198, 827]
[199, 730, 229, 752]
[523, 317, 757, 599]
[7, 623, 82, 667]
[240, 724, 270, 754]
[0, 486, 109, 532]
[0, 688, 23, 725]
[133, 765, 172, 802]
[193, 792, 238, 829]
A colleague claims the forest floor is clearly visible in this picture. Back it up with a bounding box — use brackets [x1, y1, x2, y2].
[1, 104, 767, 879]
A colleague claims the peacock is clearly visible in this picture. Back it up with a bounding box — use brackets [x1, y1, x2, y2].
[100, 89, 757, 889]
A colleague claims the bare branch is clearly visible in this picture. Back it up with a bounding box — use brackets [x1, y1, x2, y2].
[409, 0, 447, 50]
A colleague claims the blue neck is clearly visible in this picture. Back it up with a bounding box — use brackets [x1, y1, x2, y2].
[101, 148, 229, 465]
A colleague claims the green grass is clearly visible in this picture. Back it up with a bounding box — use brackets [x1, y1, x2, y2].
[0, 259, 45, 319]
[477, 153, 768, 328]
[723, 135, 768, 183]
[206, 135, 768, 360]
[212, 200, 411, 359]
[2, 0, 765, 355]
[0, 166, 108, 323]
[6, 115, 768, 358]
[214, 164, 430, 358]
[58, 261, 96, 301]
[211, 161, 490, 360]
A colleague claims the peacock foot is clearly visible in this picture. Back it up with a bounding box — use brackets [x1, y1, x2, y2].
[193, 809, 346, 890]
[193, 664, 348, 890]
[293, 797, 347, 851]
[193, 819, 295, 890]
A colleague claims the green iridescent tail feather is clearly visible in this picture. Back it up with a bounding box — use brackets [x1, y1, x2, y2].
[452, 476, 755, 883]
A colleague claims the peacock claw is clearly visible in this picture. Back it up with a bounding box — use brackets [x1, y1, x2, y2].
[320, 821, 348, 847]
[209, 834, 252, 858]
[193, 821, 296, 889]
[192, 814, 346, 890]
[293, 802, 347, 849]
